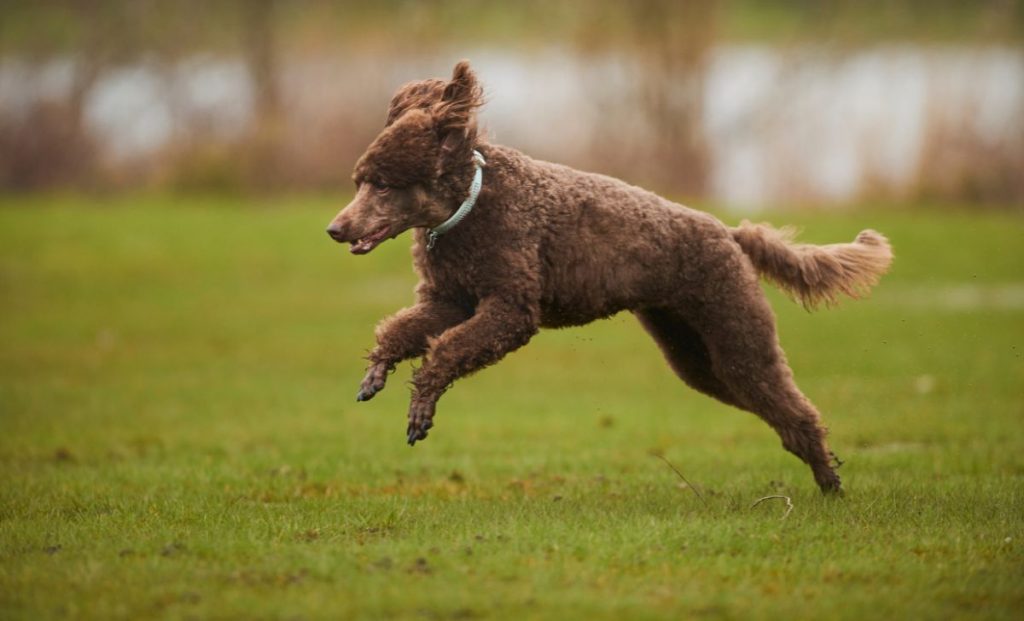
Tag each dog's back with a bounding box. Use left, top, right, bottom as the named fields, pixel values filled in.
left=413, top=143, right=744, bottom=328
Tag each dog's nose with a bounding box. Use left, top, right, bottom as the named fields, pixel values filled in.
left=326, top=225, right=344, bottom=242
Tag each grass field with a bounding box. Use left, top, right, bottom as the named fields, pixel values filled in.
left=1, top=196, right=1022, bottom=620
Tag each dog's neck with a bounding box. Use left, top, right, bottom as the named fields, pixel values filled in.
left=427, top=150, right=486, bottom=251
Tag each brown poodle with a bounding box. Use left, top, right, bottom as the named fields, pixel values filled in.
left=326, top=61, right=892, bottom=493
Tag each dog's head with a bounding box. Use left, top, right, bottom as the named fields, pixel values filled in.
left=326, top=61, right=484, bottom=254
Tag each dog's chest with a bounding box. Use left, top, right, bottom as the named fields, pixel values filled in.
left=414, top=242, right=493, bottom=301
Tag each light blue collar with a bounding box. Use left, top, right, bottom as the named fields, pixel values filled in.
left=427, top=150, right=485, bottom=250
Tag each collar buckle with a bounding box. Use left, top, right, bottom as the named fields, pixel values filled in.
left=427, top=150, right=485, bottom=251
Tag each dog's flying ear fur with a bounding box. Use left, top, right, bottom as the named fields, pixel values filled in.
left=434, top=60, right=484, bottom=156
left=385, top=79, right=446, bottom=127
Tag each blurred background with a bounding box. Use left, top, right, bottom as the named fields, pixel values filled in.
left=2, top=0, right=1022, bottom=209
left=2, top=5, right=1023, bottom=617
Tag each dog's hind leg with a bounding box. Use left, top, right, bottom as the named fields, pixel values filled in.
left=680, top=280, right=842, bottom=493
left=635, top=308, right=743, bottom=409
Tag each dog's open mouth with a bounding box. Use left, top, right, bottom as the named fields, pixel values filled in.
left=350, top=225, right=391, bottom=255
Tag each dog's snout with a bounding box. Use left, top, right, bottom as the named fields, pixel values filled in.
left=326, top=224, right=345, bottom=242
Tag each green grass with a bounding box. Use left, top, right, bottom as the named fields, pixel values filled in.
left=1, top=195, right=1022, bottom=620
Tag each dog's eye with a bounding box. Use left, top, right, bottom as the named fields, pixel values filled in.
left=374, top=185, right=391, bottom=196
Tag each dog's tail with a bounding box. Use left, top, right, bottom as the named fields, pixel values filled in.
left=730, top=221, right=893, bottom=309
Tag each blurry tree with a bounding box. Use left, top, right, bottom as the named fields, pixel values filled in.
left=245, top=0, right=281, bottom=125
left=238, top=0, right=285, bottom=190
left=628, top=0, right=715, bottom=196
left=576, top=0, right=716, bottom=197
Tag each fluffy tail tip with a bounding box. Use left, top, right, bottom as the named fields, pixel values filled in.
left=855, top=229, right=888, bottom=247
left=732, top=223, right=893, bottom=310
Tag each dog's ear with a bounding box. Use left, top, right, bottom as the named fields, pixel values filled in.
left=434, top=60, right=484, bottom=157
left=385, top=79, right=446, bottom=127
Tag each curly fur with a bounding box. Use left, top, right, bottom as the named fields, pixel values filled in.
left=326, top=61, right=894, bottom=494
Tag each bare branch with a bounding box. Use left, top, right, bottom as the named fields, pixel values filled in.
left=751, top=495, right=794, bottom=521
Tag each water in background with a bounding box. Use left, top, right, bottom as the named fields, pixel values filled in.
left=2, top=46, right=1021, bottom=208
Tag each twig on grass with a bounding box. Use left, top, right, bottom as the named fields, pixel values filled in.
left=751, top=495, right=794, bottom=520
left=655, top=454, right=708, bottom=507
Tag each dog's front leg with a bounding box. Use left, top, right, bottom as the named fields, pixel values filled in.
left=405, top=297, right=539, bottom=445
left=357, top=299, right=470, bottom=401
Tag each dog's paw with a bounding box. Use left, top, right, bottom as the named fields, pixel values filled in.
left=815, top=468, right=843, bottom=496
left=356, top=361, right=390, bottom=402
left=406, top=401, right=436, bottom=446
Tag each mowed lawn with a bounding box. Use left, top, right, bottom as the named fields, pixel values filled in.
left=1, top=195, right=1021, bottom=620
